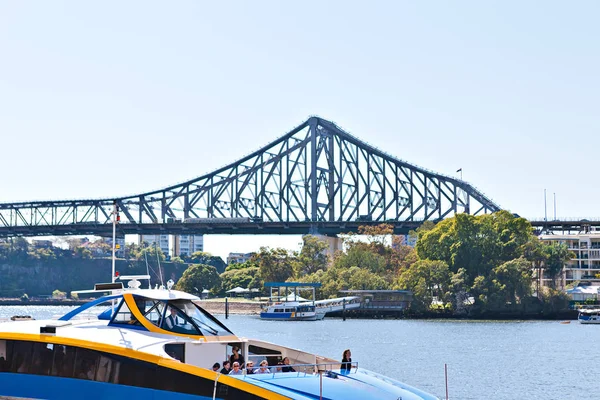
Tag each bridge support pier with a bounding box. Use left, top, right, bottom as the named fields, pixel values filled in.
left=314, top=234, right=343, bottom=259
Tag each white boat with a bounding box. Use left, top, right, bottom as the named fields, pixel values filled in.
left=260, top=301, right=326, bottom=321
left=259, top=282, right=327, bottom=321
left=0, top=279, right=439, bottom=399
left=578, top=308, right=600, bottom=324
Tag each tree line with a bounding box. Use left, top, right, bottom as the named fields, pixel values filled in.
left=177, top=211, right=574, bottom=316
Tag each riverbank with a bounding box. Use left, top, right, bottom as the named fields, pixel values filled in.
left=195, top=300, right=263, bottom=315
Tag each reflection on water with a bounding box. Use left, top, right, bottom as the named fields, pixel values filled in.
left=0, top=306, right=592, bottom=400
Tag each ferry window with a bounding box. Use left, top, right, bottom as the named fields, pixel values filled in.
left=160, top=304, right=199, bottom=335
left=30, top=342, right=53, bottom=375
left=164, top=343, right=185, bottom=362
left=117, top=356, right=156, bottom=387
left=74, top=348, right=100, bottom=380
left=180, top=301, right=234, bottom=337
left=10, top=340, right=32, bottom=373
left=0, top=340, right=6, bottom=372
left=111, top=299, right=140, bottom=325
left=96, top=355, right=114, bottom=382
left=143, top=300, right=165, bottom=326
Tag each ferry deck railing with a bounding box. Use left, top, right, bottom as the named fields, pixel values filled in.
left=241, top=361, right=359, bottom=377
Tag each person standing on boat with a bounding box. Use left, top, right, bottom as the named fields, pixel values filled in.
left=229, top=345, right=245, bottom=367
left=341, top=349, right=352, bottom=373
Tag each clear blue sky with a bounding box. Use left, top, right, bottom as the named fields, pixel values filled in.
left=1, top=2, right=599, bottom=259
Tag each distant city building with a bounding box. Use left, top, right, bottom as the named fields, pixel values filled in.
left=227, top=252, right=255, bottom=265
left=32, top=239, right=53, bottom=248
left=539, top=229, right=600, bottom=288
left=139, top=235, right=170, bottom=256
left=172, top=235, right=204, bottom=257
left=393, top=234, right=417, bottom=248
left=101, top=237, right=126, bottom=258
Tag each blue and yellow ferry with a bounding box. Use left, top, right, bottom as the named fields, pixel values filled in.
left=0, top=279, right=439, bottom=400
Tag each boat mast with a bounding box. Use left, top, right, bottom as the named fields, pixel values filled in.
left=112, top=200, right=117, bottom=283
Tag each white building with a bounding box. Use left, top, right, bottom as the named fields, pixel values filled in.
left=539, top=230, right=600, bottom=288
left=173, top=235, right=204, bottom=257
left=139, top=235, right=170, bottom=256
left=227, top=252, right=255, bottom=265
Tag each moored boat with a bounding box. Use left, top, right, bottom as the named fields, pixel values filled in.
left=0, top=278, right=439, bottom=399
left=578, top=308, right=600, bottom=324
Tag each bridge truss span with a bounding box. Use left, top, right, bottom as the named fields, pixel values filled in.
left=0, top=117, right=501, bottom=237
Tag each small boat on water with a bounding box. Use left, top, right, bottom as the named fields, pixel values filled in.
left=0, top=277, right=439, bottom=400
left=260, top=301, right=326, bottom=321
left=259, top=282, right=326, bottom=321
left=578, top=308, right=600, bottom=324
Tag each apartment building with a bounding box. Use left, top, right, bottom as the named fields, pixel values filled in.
left=226, top=252, right=255, bottom=265
left=539, top=230, right=600, bottom=287
left=172, top=235, right=204, bottom=257
left=100, top=237, right=126, bottom=258
left=139, top=235, right=170, bottom=256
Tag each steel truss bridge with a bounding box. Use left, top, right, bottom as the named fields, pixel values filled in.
left=0, top=117, right=501, bottom=238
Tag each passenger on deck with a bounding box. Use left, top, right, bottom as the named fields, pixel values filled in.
left=271, top=361, right=283, bottom=373
left=341, top=349, right=352, bottom=373
left=245, top=361, right=255, bottom=374
left=212, top=362, right=220, bottom=372
left=228, top=361, right=243, bottom=375
left=229, top=345, right=245, bottom=367
left=255, top=360, right=270, bottom=374
left=220, top=361, right=231, bottom=374
left=281, top=357, right=296, bottom=372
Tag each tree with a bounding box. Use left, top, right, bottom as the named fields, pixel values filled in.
left=253, top=247, right=296, bottom=284
left=416, top=211, right=535, bottom=287
left=225, top=260, right=258, bottom=272
left=190, top=252, right=227, bottom=274
left=220, top=267, right=259, bottom=293
left=295, top=235, right=329, bottom=277
left=397, top=259, right=451, bottom=311
left=491, top=257, right=534, bottom=307
left=542, top=242, right=574, bottom=289
left=299, top=265, right=389, bottom=299
left=175, top=264, right=221, bottom=295
left=333, top=245, right=387, bottom=274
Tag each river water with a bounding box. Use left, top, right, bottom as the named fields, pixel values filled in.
left=0, top=306, right=594, bottom=400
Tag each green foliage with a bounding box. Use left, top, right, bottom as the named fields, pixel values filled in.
left=174, top=264, right=221, bottom=295
left=190, top=252, right=227, bottom=274
left=539, top=287, right=570, bottom=315
left=542, top=242, right=574, bottom=288
left=416, top=211, right=533, bottom=281
left=299, top=265, right=389, bottom=299
left=70, top=292, right=79, bottom=300
left=397, top=259, right=451, bottom=311
left=225, top=260, right=258, bottom=272
left=171, top=256, right=185, bottom=264
left=333, top=245, right=387, bottom=274
left=254, top=247, right=296, bottom=284
left=220, top=267, right=259, bottom=294
left=295, top=235, right=329, bottom=276
left=52, top=289, right=67, bottom=299
left=491, top=257, right=534, bottom=306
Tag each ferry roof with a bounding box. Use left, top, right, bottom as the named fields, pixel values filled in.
left=122, top=288, right=200, bottom=301
left=265, top=282, right=322, bottom=287
left=0, top=319, right=189, bottom=358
